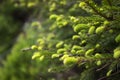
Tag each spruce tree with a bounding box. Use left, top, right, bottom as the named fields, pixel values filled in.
left=31, top=0, right=120, bottom=80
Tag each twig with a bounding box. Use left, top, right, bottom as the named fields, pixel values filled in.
left=97, top=70, right=120, bottom=80
left=96, top=63, right=110, bottom=71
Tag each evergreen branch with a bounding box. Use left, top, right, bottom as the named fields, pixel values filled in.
left=86, top=2, right=113, bottom=21
left=97, top=70, right=120, bottom=80
left=96, top=63, right=110, bottom=71
left=77, top=56, right=116, bottom=64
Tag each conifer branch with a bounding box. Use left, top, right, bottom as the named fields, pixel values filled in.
left=96, top=63, right=110, bottom=71
left=86, top=2, right=113, bottom=21
left=98, top=70, right=120, bottom=80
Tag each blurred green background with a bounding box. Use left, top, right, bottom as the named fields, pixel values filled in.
left=0, top=0, right=41, bottom=80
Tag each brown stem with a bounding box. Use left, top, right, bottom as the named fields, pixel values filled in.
left=96, top=63, right=110, bottom=71
left=97, top=70, right=120, bottom=80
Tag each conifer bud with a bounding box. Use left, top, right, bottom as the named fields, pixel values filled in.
left=71, top=49, right=76, bottom=54
left=104, top=20, right=110, bottom=26
left=52, top=54, right=60, bottom=58
left=63, top=57, right=78, bottom=66
left=31, top=45, right=37, bottom=50
left=49, top=14, right=58, bottom=20
left=79, top=2, right=86, bottom=8
left=74, top=24, right=88, bottom=32
left=115, top=34, right=120, bottom=43
left=88, top=26, right=95, bottom=34
left=32, top=52, right=40, bottom=60
left=72, top=45, right=82, bottom=50
left=60, top=54, right=69, bottom=61
left=56, top=41, right=64, bottom=48
left=95, top=53, right=102, bottom=58
left=113, top=50, right=120, bottom=58
left=96, top=60, right=102, bottom=66
left=95, top=44, right=100, bottom=48
left=113, top=47, right=120, bottom=58
left=109, top=29, right=113, bottom=33
left=81, top=40, right=86, bottom=45
left=39, top=55, right=44, bottom=61
left=85, top=49, right=94, bottom=56
left=95, top=26, right=105, bottom=34
left=76, top=50, right=84, bottom=55
left=57, top=48, right=66, bottom=54
left=106, top=70, right=112, bottom=76
left=72, top=35, right=80, bottom=40
left=99, top=8, right=104, bottom=11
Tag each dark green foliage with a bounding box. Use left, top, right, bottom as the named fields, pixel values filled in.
left=30, top=0, right=120, bottom=80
